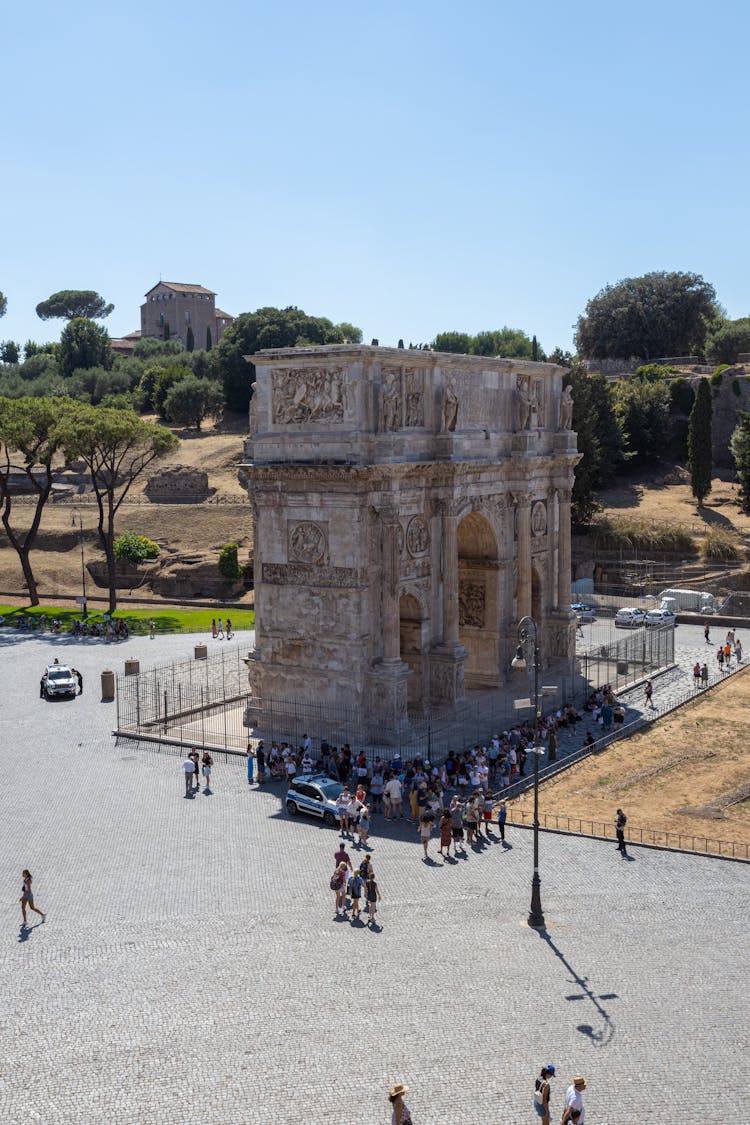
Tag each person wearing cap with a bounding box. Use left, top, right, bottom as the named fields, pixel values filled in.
left=388, top=1082, right=412, bottom=1124
left=533, top=1064, right=556, bottom=1123
left=561, top=1075, right=587, bottom=1124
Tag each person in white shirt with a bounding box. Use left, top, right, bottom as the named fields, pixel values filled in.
left=182, top=756, right=196, bottom=798
left=561, top=1075, right=587, bottom=1123
left=301, top=751, right=314, bottom=773
left=384, top=776, right=403, bottom=819
left=285, top=757, right=297, bottom=785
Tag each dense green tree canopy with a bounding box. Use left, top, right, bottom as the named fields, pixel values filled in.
left=431, top=327, right=542, bottom=359
left=36, top=290, right=114, bottom=321
left=613, top=378, right=671, bottom=465
left=560, top=364, right=625, bottom=527
left=731, top=412, right=750, bottom=514
left=0, top=293, right=6, bottom=318
left=59, top=318, right=113, bottom=377
left=163, top=375, right=224, bottom=430
left=704, top=317, right=750, bottom=365
left=216, top=307, right=360, bottom=413
left=575, top=271, right=720, bottom=361
left=687, top=378, right=713, bottom=505
left=1, top=341, right=19, bottom=364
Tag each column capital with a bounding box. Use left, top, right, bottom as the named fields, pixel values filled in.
left=438, top=497, right=464, bottom=518
left=513, top=491, right=532, bottom=509
left=556, top=486, right=572, bottom=505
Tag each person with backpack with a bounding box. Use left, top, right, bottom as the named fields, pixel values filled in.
left=533, top=1064, right=555, bottom=1123
left=331, top=862, right=348, bottom=914
left=347, top=869, right=364, bottom=920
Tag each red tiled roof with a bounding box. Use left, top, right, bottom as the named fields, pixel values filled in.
left=144, top=282, right=216, bottom=297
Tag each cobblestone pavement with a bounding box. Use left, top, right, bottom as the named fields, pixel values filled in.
left=1, top=632, right=748, bottom=1124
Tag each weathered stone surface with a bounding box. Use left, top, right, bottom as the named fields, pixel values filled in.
left=144, top=465, right=209, bottom=502
left=242, top=345, right=579, bottom=735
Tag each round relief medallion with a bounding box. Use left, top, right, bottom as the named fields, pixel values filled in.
left=531, top=500, right=547, bottom=537
left=289, top=521, right=326, bottom=564
left=406, top=515, right=430, bottom=557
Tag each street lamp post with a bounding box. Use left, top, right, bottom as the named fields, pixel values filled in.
left=72, top=512, right=88, bottom=619
left=511, top=615, right=546, bottom=929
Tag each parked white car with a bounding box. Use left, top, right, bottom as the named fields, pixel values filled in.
left=614, top=607, right=646, bottom=629
left=644, top=608, right=676, bottom=629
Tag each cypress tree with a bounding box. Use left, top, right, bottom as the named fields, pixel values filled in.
left=532, top=335, right=539, bottom=362
left=164, top=322, right=170, bottom=341
left=206, top=326, right=212, bottom=350
left=687, top=377, right=712, bottom=505
left=731, top=412, right=750, bottom=514
left=186, top=325, right=195, bottom=352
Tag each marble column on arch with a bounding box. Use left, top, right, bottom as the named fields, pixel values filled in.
left=379, top=502, right=402, bottom=663
left=429, top=497, right=467, bottom=705
left=514, top=492, right=532, bottom=621
left=557, top=487, right=572, bottom=611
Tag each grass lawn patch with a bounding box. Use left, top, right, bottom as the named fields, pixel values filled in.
left=0, top=604, right=254, bottom=636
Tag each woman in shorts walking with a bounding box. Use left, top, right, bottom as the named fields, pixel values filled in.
left=438, top=808, right=453, bottom=857
left=20, top=870, right=45, bottom=925
left=418, top=813, right=433, bottom=860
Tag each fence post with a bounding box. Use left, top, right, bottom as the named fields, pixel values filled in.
left=200, top=686, right=205, bottom=746
left=163, top=690, right=168, bottom=734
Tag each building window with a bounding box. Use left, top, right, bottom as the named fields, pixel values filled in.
left=159, top=313, right=164, bottom=326
left=185, top=311, right=191, bottom=325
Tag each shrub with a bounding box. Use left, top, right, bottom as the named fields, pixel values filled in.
left=634, top=363, right=675, bottom=383
left=709, top=368, right=724, bottom=387
left=218, top=543, right=240, bottom=581
left=701, top=531, right=740, bottom=562
left=113, top=532, right=160, bottom=564
left=668, top=377, right=695, bottom=416
left=589, top=517, right=696, bottom=555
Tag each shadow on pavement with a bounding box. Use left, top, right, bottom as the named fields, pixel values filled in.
left=535, top=927, right=617, bottom=1046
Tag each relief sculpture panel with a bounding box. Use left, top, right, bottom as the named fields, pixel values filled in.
left=288, top=520, right=328, bottom=565
left=272, top=368, right=344, bottom=425
left=406, top=515, right=430, bottom=557
left=459, top=580, right=486, bottom=628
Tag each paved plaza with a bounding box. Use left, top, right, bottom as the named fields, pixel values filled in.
left=1, top=629, right=748, bottom=1124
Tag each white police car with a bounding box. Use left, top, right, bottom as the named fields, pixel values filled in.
left=41, top=663, right=78, bottom=700
left=286, top=774, right=344, bottom=826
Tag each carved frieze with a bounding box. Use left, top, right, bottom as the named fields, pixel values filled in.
left=380, top=372, right=401, bottom=432
left=272, top=368, right=344, bottom=425
left=404, top=368, right=424, bottom=427
left=406, top=515, right=430, bottom=557
left=459, top=580, right=486, bottom=628
left=531, top=500, right=547, bottom=538
left=288, top=520, right=328, bottom=565
left=262, top=563, right=367, bottom=588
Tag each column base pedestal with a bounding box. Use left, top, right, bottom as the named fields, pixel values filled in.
left=365, top=660, right=411, bottom=741
left=429, top=643, right=467, bottom=705
left=546, top=611, right=576, bottom=661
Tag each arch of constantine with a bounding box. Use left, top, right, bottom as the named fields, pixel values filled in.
left=242, top=345, right=579, bottom=737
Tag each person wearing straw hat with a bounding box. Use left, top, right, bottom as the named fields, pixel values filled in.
left=388, top=1082, right=412, bottom=1124
left=561, top=1075, right=587, bottom=1123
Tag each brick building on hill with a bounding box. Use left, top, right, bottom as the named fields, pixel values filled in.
left=139, top=282, right=234, bottom=350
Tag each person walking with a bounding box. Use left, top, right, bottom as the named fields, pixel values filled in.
left=700, top=662, right=709, bottom=688
left=693, top=661, right=701, bottom=688
left=615, top=808, right=628, bottom=856
left=201, top=750, right=213, bottom=793
left=217, top=617, right=224, bottom=639
left=365, top=871, right=381, bottom=925
left=496, top=799, right=507, bottom=843
left=337, top=787, right=351, bottom=835
left=331, top=862, right=348, bottom=914
left=225, top=617, right=232, bottom=640
left=72, top=668, right=83, bottom=695
left=438, top=808, right=453, bottom=857
left=561, top=1075, right=587, bottom=1123
left=348, top=868, right=364, bottom=920
left=20, top=870, right=45, bottom=926
left=736, top=638, right=743, bottom=664
left=256, top=741, right=266, bottom=783
left=246, top=741, right=255, bottom=785
left=384, top=773, right=403, bottom=819
left=211, top=618, right=218, bottom=639
left=644, top=680, right=654, bottom=709
left=418, top=813, right=433, bottom=860
left=357, top=804, right=371, bottom=849
left=182, top=754, right=196, bottom=797
left=148, top=619, right=156, bottom=640
left=388, top=1082, right=412, bottom=1124
left=704, top=621, right=711, bottom=644
left=717, top=646, right=725, bottom=673
left=533, top=1064, right=555, bottom=1124
left=449, top=795, right=464, bottom=852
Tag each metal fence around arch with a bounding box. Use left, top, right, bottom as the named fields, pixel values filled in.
left=114, top=626, right=676, bottom=760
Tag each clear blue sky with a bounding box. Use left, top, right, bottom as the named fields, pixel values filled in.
left=2, top=0, right=748, bottom=355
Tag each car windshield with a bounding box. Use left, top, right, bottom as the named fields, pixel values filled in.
left=318, top=781, right=344, bottom=799
left=48, top=669, right=71, bottom=680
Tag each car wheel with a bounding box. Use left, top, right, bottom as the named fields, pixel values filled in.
left=323, top=811, right=336, bottom=827
left=286, top=800, right=298, bottom=816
